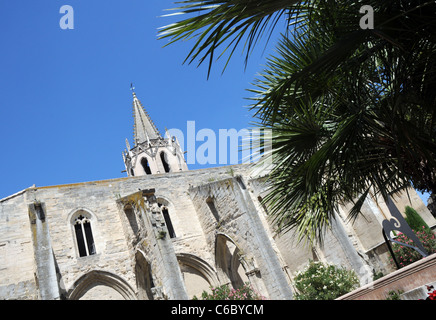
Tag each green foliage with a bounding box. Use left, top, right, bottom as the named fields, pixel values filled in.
left=160, top=0, right=436, bottom=243
left=372, top=270, right=384, bottom=281
left=390, top=228, right=436, bottom=268
left=386, top=289, right=404, bottom=300
left=293, top=261, right=360, bottom=300
left=404, top=206, right=430, bottom=232
left=251, top=0, right=436, bottom=243
left=157, top=230, right=167, bottom=240
left=193, top=283, right=265, bottom=300
left=158, top=0, right=299, bottom=78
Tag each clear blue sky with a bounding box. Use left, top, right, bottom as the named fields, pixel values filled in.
left=0, top=0, right=272, bottom=199
left=0, top=1, right=430, bottom=205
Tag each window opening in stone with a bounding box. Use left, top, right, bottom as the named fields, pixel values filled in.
left=236, top=176, right=246, bottom=189
left=83, top=221, right=96, bottom=255
left=206, top=198, right=219, bottom=221
left=141, top=158, right=152, bottom=175
left=74, top=215, right=96, bottom=257
left=160, top=152, right=171, bottom=173
left=35, top=203, right=45, bottom=220
left=74, top=223, right=87, bottom=257
left=159, top=204, right=176, bottom=238
left=124, top=204, right=139, bottom=235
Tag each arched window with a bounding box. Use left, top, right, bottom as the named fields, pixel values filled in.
left=158, top=203, right=176, bottom=238
left=74, top=214, right=96, bottom=257
left=124, top=204, right=139, bottom=235
left=160, top=152, right=171, bottom=173
left=141, top=157, right=152, bottom=175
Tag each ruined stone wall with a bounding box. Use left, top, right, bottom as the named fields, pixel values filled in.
left=0, top=191, right=38, bottom=299
left=247, top=177, right=314, bottom=278
left=1, top=163, right=432, bottom=300
left=188, top=175, right=293, bottom=299
left=0, top=165, right=255, bottom=300
left=26, top=180, right=136, bottom=300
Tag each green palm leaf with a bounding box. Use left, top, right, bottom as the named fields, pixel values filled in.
left=158, top=0, right=308, bottom=77
left=161, top=0, right=436, bottom=243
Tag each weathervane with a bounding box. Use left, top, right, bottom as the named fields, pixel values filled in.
left=130, top=83, right=136, bottom=94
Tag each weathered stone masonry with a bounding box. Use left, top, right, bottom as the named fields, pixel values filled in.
left=1, top=90, right=435, bottom=300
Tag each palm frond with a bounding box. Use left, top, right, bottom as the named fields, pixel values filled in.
left=161, top=0, right=436, bottom=243
left=158, top=0, right=307, bottom=77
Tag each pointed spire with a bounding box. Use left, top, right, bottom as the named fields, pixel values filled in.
left=130, top=84, right=161, bottom=145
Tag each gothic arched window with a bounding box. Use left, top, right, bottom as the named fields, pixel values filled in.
left=141, top=157, right=152, bottom=175
left=158, top=203, right=176, bottom=238
left=160, top=152, right=171, bottom=173
left=74, top=214, right=96, bottom=257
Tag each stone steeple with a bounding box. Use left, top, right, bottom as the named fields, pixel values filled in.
left=123, top=85, right=189, bottom=176
left=131, top=85, right=160, bottom=144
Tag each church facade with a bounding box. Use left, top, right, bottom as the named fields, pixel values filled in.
left=1, top=91, right=435, bottom=300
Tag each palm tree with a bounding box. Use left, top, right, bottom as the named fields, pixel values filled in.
left=159, top=0, right=436, bottom=243
left=158, top=0, right=301, bottom=77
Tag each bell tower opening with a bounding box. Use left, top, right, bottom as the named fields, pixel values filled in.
left=160, top=152, right=171, bottom=173
left=122, top=85, right=189, bottom=177
left=141, top=158, right=152, bottom=175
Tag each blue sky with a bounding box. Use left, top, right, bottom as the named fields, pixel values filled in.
left=0, top=1, right=273, bottom=199
left=0, top=1, right=430, bottom=205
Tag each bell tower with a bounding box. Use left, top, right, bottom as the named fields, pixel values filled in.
left=122, top=85, right=188, bottom=176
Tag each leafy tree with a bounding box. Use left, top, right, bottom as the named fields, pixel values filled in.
left=160, top=1, right=436, bottom=243
left=404, top=206, right=430, bottom=232
left=293, top=261, right=360, bottom=300
left=192, top=283, right=265, bottom=300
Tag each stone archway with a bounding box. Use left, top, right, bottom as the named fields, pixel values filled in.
left=68, top=270, right=136, bottom=300
left=135, top=250, right=154, bottom=300
left=177, top=253, right=219, bottom=299
left=214, top=233, right=250, bottom=289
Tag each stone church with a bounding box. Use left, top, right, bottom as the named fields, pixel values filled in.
left=1, top=90, right=435, bottom=300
